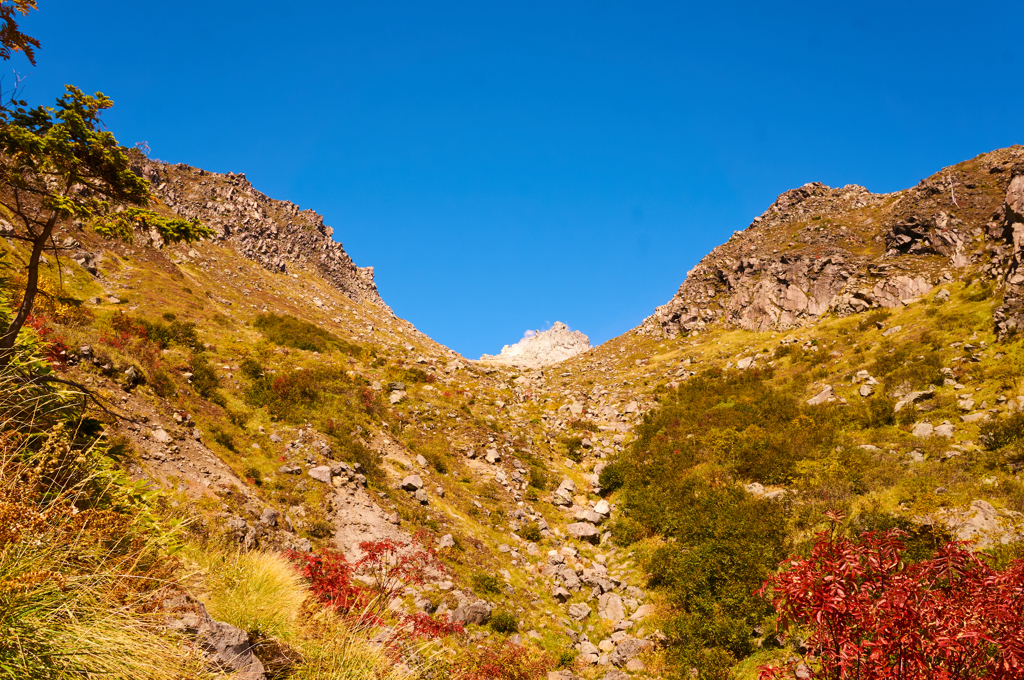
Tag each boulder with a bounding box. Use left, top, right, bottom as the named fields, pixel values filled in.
left=911, top=422, right=934, bottom=437
left=609, top=637, right=652, bottom=667
left=401, top=475, right=423, bottom=491
left=807, top=385, right=834, bottom=406
left=259, top=508, right=278, bottom=527
left=567, top=522, right=601, bottom=544
left=308, top=466, right=332, bottom=484
left=452, top=600, right=491, bottom=625
left=597, top=592, right=625, bottom=622
left=568, top=603, right=592, bottom=621
left=558, top=566, right=582, bottom=591
left=197, top=620, right=266, bottom=680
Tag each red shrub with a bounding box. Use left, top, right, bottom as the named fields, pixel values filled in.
left=400, top=611, right=464, bottom=640
left=286, top=549, right=369, bottom=618
left=26, top=313, right=69, bottom=367
left=289, top=537, right=452, bottom=633
left=758, top=513, right=1024, bottom=679
left=451, top=642, right=553, bottom=680
left=355, top=536, right=442, bottom=616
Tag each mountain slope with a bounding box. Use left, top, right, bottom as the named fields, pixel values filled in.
left=5, top=147, right=1024, bottom=680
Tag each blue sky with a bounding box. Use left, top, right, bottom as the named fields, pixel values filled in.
left=19, top=2, right=1024, bottom=358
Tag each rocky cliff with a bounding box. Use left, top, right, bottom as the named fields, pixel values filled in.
left=131, top=155, right=388, bottom=309
left=644, top=146, right=1024, bottom=338
left=479, top=321, right=591, bottom=368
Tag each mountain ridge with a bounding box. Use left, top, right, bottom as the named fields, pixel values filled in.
left=6, top=145, right=1024, bottom=680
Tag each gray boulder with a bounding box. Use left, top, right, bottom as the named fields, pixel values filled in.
left=308, top=466, right=332, bottom=484
left=597, top=592, right=625, bottom=622
left=401, top=475, right=424, bottom=491
left=452, top=600, right=491, bottom=625
left=609, top=637, right=652, bottom=667
left=568, top=602, right=592, bottom=621
left=197, top=620, right=266, bottom=680
left=567, top=522, right=601, bottom=544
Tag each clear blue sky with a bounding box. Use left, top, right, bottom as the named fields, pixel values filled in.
left=19, top=2, right=1024, bottom=358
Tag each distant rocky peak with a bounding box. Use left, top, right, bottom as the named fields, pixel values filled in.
left=479, top=322, right=591, bottom=368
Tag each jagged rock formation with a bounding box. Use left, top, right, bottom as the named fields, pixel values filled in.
left=479, top=322, right=590, bottom=368
left=644, top=146, right=1024, bottom=338
left=993, top=172, right=1024, bottom=337
left=131, top=156, right=387, bottom=309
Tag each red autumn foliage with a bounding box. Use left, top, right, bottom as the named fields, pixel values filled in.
left=451, top=641, right=553, bottom=680
left=758, top=514, right=1024, bottom=679
left=287, top=548, right=368, bottom=618
left=288, top=534, right=460, bottom=638
left=26, top=313, right=68, bottom=367
left=400, top=611, right=464, bottom=640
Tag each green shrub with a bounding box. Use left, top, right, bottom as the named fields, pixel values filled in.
left=528, top=465, right=548, bottom=490
left=253, top=313, right=362, bottom=356
left=857, top=394, right=896, bottom=428
left=489, top=611, right=518, bottom=633
left=239, top=357, right=264, bottom=380
left=306, top=519, right=334, bottom=539
left=189, top=353, right=221, bottom=402
left=520, top=523, right=542, bottom=542
left=242, top=464, right=262, bottom=486
left=390, top=367, right=434, bottom=384
left=149, top=367, right=176, bottom=398
left=471, top=573, right=502, bottom=595
left=598, top=461, right=624, bottom=495
left=560, top=436, right=584, bottom=462
left=211, top=427, right=235, bottom=452
left=980, top=412, right=1024, bottom=453
left=129, top=315, right=203, bottom=351
left=857, top=309, right=891, bottom=331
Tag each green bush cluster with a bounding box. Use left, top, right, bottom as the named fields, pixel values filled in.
left=980, top=412, right=1024, bottom=460
left=520, top=523, right=542, bottom=542
left=253, top=313, right=362, bottom=356
left=607, top=370, right=920, bottom=676
left=489, top=611, right=518, bottom=634
left=560, top=436, right=584, bottom=462
left=471, top=573, right=502, bottom=595
left=189, top=353, right=223, bottom=404
left=143, top=313, right=203, bottom=351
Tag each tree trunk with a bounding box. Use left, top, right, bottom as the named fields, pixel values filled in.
left=0, top=210, right=58, bottom=366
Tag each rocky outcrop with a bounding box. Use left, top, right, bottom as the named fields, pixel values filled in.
left=480, top=322, right=590, bottom=368
left=131, top=156, right=387, bottom=309
left=994, top=172, right=1024, bottom=338
left=644, top=147, right=1024, bottom=338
